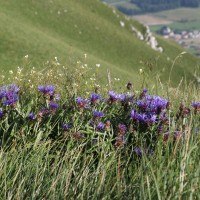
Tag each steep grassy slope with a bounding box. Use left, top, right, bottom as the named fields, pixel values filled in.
left=0, top=0, right=199, bottom=85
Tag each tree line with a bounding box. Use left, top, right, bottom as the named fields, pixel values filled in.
left=117, top=0, right=200, bottom=15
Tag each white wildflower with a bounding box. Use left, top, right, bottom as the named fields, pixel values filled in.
left=96, top=64, right=101, bottom=68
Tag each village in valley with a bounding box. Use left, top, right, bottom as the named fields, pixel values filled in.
left=157, top=26, right=200, bottom=56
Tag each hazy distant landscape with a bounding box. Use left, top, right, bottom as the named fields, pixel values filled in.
left=103, top=0, right=200, bottom=56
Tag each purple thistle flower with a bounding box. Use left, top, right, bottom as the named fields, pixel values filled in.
left=93, top=111, right=104, bottom=118
left=118, top=93, right=134, bottom=103
left=191, top=102, right=200, bottom=114
left=76, top=97, right=88, bottom=108
left=28, top=112, right=35, bottom=120
left=108, top=91, right=119, bottom=103
left=191, top=102, right=200, bottom=108
left=97, top=122, right=105, bottom=131
left=49, top=101, right=59, bottom=109
left=3, top=91, right=19, bottom=106
left=143, top=89, right=148, bottom=93
left=0, top=84, right=20, bottom=107
left=137, top=95, right=169, bottom=114
left=10, top=84, right=20, bottom=93
left=130, top=110, right=140, bottom=121
left=38, top=85, right=55, bottom=96
left=90, top=93, right=101, bottom=104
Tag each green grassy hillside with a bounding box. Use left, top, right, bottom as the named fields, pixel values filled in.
left=0, top=0, right=199, bottom=86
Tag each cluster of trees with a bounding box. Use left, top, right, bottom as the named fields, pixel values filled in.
left=117, top=0, right=200, bottom=15
left=131, top=0, right=200, bottom=12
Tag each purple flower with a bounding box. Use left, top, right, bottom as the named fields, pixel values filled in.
left=76, top=97, right=88, bottom=108
left=62, top=123, right=71, bottom=131
left=137, top=95, right=169, bottom=114
left=191, top=102, right=200, bottom=114
left=38, top=85, right=55, bottom=96
left=4, top=92, right=18, bottom=106
left=0, top=84, right=20, bottom=107
left=118, top=93, right=134, bottom=103
left=143, top=89, right=148, bottom=93
left=28, top=112, right=35, bottom=120
left=3, top=91, right=19, bottom=106
left=97, top=122, right=105, bottom=131
left=10, top=84, right=20, bottom=93
left=49, top=101, right=59, bottom=109
left=130, top=110, right=140, bottom=121
left=108, top=91, right=119, bottom=103
left=134, top=147, right=142, bottom=156
left=93, top=111, right=104, bottom=118
left=90, top=93, right=101, bottom=104
left=191, top=102, right=200, bottom=108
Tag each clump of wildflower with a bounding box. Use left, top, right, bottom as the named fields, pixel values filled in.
left=38, top=85, right=60, bottom=103
left=0, top=84, right=20, bottom=107
left=191, top=102, right=200, bottom=114
left=118, top=93, right=134, bottom=109
left=137, top=94, right=169, bottom=114
left=38, top=85, right=55, bottom=97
